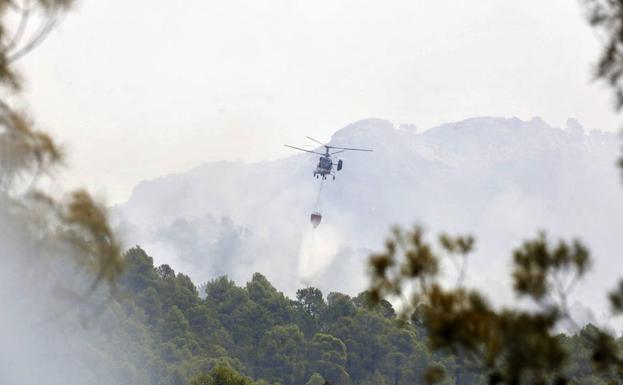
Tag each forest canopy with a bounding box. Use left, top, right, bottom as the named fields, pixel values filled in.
left=65, top=245, right=618, bottom=385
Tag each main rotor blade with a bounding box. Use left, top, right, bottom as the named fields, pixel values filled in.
left=284, top=144, right=325, bottom=155
left=306, top=136, right=326, bottom=146
left=326, top=146, right=373, bottom=152
left=329, top=150, right=345, bottom=155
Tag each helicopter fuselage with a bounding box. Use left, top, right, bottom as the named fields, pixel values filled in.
left=314, top=156, right=334, bottom=179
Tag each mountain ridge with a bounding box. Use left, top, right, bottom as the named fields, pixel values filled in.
left=120, top=116, right=613, bottom=206
left=112, top=116, right=622, bottom=318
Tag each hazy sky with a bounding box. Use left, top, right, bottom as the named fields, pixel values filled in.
left=18, top=0, right=621, bottom=203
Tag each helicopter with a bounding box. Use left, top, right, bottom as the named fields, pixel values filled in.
left=284, top=136, right=372, bottom=180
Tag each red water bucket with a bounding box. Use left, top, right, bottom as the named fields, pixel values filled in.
left=310, top=212, right=322, bottom=228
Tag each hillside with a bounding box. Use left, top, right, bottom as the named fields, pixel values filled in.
left=51, top=246, right=620, bottom=385
left=113, top=117, right=623, bottom=315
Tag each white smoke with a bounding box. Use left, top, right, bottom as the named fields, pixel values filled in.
left=298, top=224, right=342, bottom=285
left=0, top=195, right=138, bottom=385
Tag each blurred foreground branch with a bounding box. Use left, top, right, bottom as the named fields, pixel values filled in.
left=368, top=227, right=623, bottom=385
left=0, top=0, right=123, bottom=293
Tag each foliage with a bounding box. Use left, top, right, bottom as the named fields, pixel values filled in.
left=0, top=0, right=123, bottom=292
left=43, top=245, right=615, bottom=385
left=583, top=0, right=623, bottom=111
left=581, top=0, right=623, bottom=179
left=190, top=366, right=254, bottom=385
left=367, top=226, right=623, bottom=385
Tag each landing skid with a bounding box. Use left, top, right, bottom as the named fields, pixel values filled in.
left=313, top=175, right=335, bottom=180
